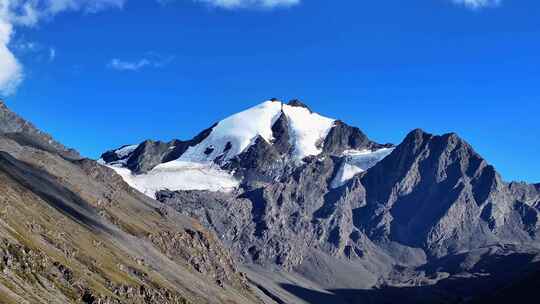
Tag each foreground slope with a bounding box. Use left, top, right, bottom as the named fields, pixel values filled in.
left=0, top=100, right=262, bottom=304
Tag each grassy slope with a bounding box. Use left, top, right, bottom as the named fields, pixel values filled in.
left=0, top=134, right=262, bottom=304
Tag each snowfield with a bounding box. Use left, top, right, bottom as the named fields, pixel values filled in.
left=109, top=161, right=240, bottom=197
left=284, top=103, right=335, bottom=160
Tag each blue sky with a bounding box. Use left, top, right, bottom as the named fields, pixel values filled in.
left=1, top=0, right=539, bottom=182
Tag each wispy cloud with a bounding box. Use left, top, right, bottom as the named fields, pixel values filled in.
left=49, top=47, right=56, bottom=62
left=107, top=55, right=173, bottom=72
left=108, top=58, right=151, bottom=71
left=193, top=0, right=300, bottom=9
left=451, top=0, right=502, bottom=9
left=11, top=40, right=39, bottom=52
left=0, top=0, right=126, bottom=95
left=11, top=38, right=56, bottom=62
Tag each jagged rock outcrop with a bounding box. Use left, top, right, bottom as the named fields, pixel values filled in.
left=323, top=120, right=392, bottom=156
left=357, top=129, right=540, bottom=259
left=270, top=112, right=291, bottom=156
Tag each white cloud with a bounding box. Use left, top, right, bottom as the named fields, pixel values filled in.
left=0, top=0, right=125, bottom=95
left=194, top=0, right=300, bottom=9
left=2, top=0, right=126, bottom=26
left=108, top=58, right=151, bottom=71
left=107, top=55, right=173, bottom=71
left=0, top=19, right=22, bottom=96
left=11, top=38, right=55, bottom=62
left=451, top=0, right=502, bottom=9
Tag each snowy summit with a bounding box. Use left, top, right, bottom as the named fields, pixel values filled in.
left=179, top=100, right=336, bottom=163
left=100, top=99, right=392, bottom=197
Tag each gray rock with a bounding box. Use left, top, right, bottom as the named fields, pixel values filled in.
left=322, top=120, right=391, bottom=155
left=0, top=100, right=80, bottom=160
left=358, top=129, right=540, bottom=258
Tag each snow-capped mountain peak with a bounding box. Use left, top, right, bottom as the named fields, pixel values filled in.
left=178, top=100, right=336, bottom=163
left=100, top=99, right=392, bottom=197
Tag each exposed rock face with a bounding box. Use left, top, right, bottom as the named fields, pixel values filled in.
left=270, top=112, right=291, bottom=155
left=0, top=100, right=80, bottom=160
left=357, top=129, right=540, bottom=259
left=224, top=136, right=286, bottom=189
left=126, top=139, right=176, bottom=173
left=323, top=120, right=391, bottom=155
left=157, top=156, right=342, bottom=270
left=0, top=101, right=262, bottom=304
left=149, top=228, right=246, bottom=289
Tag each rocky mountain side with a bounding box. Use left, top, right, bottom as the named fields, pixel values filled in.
left=100, top=99, right=540, bottom=303
left=155, top=129, right=540, bottom=298
left=0, top=100, right=263, bottom=304
left=357, top=129, right=540, bottom=260
left=0, top=101, right=80, bottom=160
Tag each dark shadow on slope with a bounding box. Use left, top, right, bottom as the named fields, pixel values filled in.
left=0, top=151, right=114, bottom=235
left=3, top=132, right=81, bottom=161
left=241, top=188, right=268, bottom=237
left=471, top=267, right=540, bottom=304
left=248, top=278, right=288, bottom=304
left=280, top=282, right=467, bottom=304
left=280, top=253, right=540, bottom=304
left=418, top=245, right=536, bottom=276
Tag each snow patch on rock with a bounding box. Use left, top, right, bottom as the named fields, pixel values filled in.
left=115, top=144, right=138, bottom=159
left=97, top=144, right=137, bottom=165
left=108, top=160, right=239, bottom=198
left=331, top=148, right=394, bottom=188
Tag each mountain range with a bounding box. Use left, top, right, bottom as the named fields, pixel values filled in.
left=1, top=99, right=539, bottom=304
